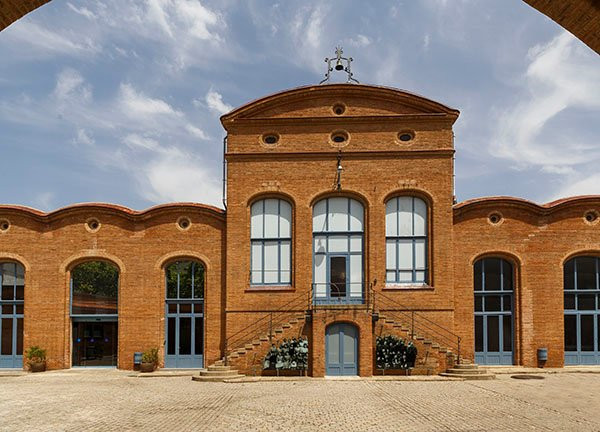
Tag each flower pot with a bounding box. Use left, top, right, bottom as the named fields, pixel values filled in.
left=140, top=362, right=156, bottom=373
left=29, top=361, right=46, bottom=373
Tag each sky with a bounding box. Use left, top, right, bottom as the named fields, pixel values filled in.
left=0, top=0, right=599, bottom=211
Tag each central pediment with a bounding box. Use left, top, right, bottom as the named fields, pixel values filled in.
left=221, top=84, right=459, bottom=128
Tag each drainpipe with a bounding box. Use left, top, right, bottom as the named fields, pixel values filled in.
left=222, top=135, right=228, bottom=210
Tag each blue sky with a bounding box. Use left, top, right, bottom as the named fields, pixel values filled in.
left=1, top=0, right=599, bottom=211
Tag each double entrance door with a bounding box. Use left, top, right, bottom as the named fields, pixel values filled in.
left=165, top=301, right=204, bottom=368
left=72, top=321, right=117, bottom=367
left=326, top=323, right=358, bottom=376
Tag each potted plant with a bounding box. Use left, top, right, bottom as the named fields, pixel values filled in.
left=25, top=346, right=47, bottom=372
left=140, top=347, right=159, bottom=373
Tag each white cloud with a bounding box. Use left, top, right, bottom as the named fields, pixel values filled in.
left=348, top=35, right=371, bottom=48
left=554, top=173, right=600, bottom=200
left=53, top=69, right=91, bottom=102
left=174, top=0, right=220, bottom=40
left=185, top=124, right=209, bottom=140
left=67, top=3, right=97, bottom=20
left=123, top=133, right=161, bottom=151
left=204, top=89, right=232, bottom=115
left=491, top=31, right=600, bottom=169
left=119, top=83, right=181, bottom=118
left=72, top=128, right=95, bottom=147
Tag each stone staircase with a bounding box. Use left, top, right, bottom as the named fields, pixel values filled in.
left=191, top=364, right=245, bottom=382
left=440, top=363, right=496, bottom=380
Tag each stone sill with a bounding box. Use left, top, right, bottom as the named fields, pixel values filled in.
left=383, top=284, right=434, bottom=291
left=245, top=285, right=295, bottom=293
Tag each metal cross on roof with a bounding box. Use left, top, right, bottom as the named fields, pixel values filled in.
left=319, top=46, right=359, bottom=84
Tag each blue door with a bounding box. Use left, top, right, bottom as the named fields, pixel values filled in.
left=474, top=258, right=514, bottom=365
left=165, top=303, right=203, bottom=368
left=326, top=323, right=358, bottom=376
left=1, top=262, right=24, bottom=369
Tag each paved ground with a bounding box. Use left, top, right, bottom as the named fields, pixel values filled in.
left=1, top=370, right=600, bottom=431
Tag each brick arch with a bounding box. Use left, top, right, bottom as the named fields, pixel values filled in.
left=59, top=250, right=125, bottom=274
left=155, top=251, right=212, bottom=272
left=2, top=2, right=598, bottom=54
left=309, top=189, right=369, bottom=210
left=0, top=252, right=30, bottom=272
left=382, top=188, right=434, bottom=207
left=246, top=191, right=296, bottom=209
left=561, top=249, right=600, bottom=268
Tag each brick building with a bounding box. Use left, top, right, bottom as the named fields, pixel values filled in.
left=1, top=83, right=599, bottom=375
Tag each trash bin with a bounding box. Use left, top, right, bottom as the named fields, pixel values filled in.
left=133, top=352, right=143, bottom=366
left=537, top=347, right=548, bottom=363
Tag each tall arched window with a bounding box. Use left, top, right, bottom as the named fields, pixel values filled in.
left=250, top=198, right=292, bottom=285
left=70, top=261, right=119, bottom=367
left=165, top=260, right=204, bottom=368
left=0, top=262, right=24, bottom=368
left=385, top=196, right=428, bottom=284
left=564, top=256, right=600, bottom=365
left=313, top=197, right=364, bottom=304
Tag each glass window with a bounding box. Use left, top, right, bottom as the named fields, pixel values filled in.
left=71, top=261, right=118, bottom=315
left=165, top=261, right=205, bottom=299
left=251, top=199, right=292, bottom=285
left=385, top=196, right=428, bottom=284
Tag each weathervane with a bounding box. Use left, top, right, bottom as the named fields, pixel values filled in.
left=319, top=46, right=359, bottom=84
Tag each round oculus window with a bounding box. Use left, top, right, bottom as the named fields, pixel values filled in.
left=0, top=219, right=9, bottom=232
left=398, top=131, right=415, bottom=142
left=330, top=131, right=348, bottom=144
left=86, top=218, right=100, bottom=232
left=332, top=103, right=346, bottom=115
left=177, top=217, right=192, bottom=230
left=261, top=134, right=279, bottom=145
left=488, top=213, right=503, bottom=225
left=584, top=210, right=599, bottom=224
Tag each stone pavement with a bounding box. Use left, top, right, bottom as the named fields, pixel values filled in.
left=1, top=369, right=600, bottom=431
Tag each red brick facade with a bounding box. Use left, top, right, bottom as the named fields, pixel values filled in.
left=1, top=84, right=598, bottom=374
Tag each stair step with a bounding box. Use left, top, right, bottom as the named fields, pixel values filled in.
left=440, top=372, right=495, bottom=381
left=423, top=340, right=432, bottom=345
left=192, top=374, right=245, bottom=382
left=274, top=328, right=283, bottom=333
left=438, top=347, right=448, bottom=353
left=244, top=344, right=254, bottom=350
left=282, top=324, right=291, bottom=329
left=415, top=336, right=424, bottom=341
left=214, top=360, right=224, bottom=366
left=445, top=368, right=487, bottom=375
left=207, top=365, right=233, bottom=372
left=252, top=340, right=261, bottom=346
left=289, top=319, right=298, bottom=324
left=454, top=363, right=479, bottom=370
left=384, top=319, right=395, bottom=324
left=199, top=369, right=241, bottom=377
left=431, top=343, right=440, bottom=349
left=259, top=336, right=269, bottom=342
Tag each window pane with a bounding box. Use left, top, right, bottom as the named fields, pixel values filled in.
left=475, top=316, right=483, bottom=352
left=250, top=201, right=263, bottom=239
left=349, top=255, right=362, bottom=296
left=415, top=271, right=426, bottom=283
left=385, top=199, right=398, bottom=237
left=180, top=304, right=191, bottom=313
left=329, top=235, right=348, bottom=253
left=503, top=315, right=512, bottom=352
left=2, top=263, right=16, bottom=287
left=193, top=263, right=204, bottom=299
left=487, top=316, right=499, bottom=352
left=15, top=304, right=23, bottom=315
left=329, top=198, right=349, bottom=232
left=581, top=315, right=594, bottom=351
left=263, top=241, right=278, bottom=284
left=16, top=318, right=23, bottom=355
left=564, top=315, right=577, bottom=351
left=279, top=200, right=292, bottom=238
left=485, top=296, right=501, bottom=312
left=343, top=330, right=355, bottom=363
left=398, top=197, right=413, bottom=236
left=179, top=318, right=191, bottom=355
left=503, top=295, right=512, bottom=311
left=328, top=331, right=339, bottom=364
left=194, top=303, right=203, bottom=313
left=399, top=271, right=413, bottom=282
left=15, top=285, right=24, bottom=301
left=1, top=305, right=11, bottom=314
left=577, top=257, right=597, bottom=290
left=280, top=241, right=291, bottom=284
left=330, top=257, right=347, bottom=298
left=1, top=285, right=12, bottom=301
left=564, top=294, right=575, bottom=309
left=502, top=261, right=513, bottom=291
left=1, top=318, right=12, bottom=355
left=314, top=236, right=326, bottom=254
left=413, top=198, right=427, bottom=236
left=564, top=259, right=575, bottom=290
left=386, top=240, right=396, bottom=271
left=251, top=243, right=263, bottom=284
left=474, top=260, right=483, bottom=291
left=195, top=317, right=204, bottom=355
left=179, top=262, right=193, bottom=299
left=167, top=318, right=176, bottom=355
left=398, top=239, right=413, bottom=270
left=484, top=259, right=501, bottom=291
left=350, top=236, right=362, bottom=253
left=349, top=199, right=363, bottom=232
left=71, top=261, right=118, bottom=315
left=168, top=304, right=177, bottom=313
left=166, top=265, right=178, bottom=299
left=415, top=239, right=426, bottom=269
left=264, top=199, right=279, bottom=238
left=386, top=271, right=396, bottom=282
left=313, top=200, right=327, bottom=233
left=578, top=294, right=596, bottom=310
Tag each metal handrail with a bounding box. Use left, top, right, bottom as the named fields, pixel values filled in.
left=224, top=288, right=312, bottom=364
left=371, top=287, right=461, bottom=364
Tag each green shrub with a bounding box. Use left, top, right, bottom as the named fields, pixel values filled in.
left=25, top=346, right=47, bottom=363
left=263, top=337, right=308, bottom=370
left=376, top=335, right=417, bottom=370
left=141, top=347, right=159, bottom=365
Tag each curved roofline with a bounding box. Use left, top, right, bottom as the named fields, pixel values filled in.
left=221, top=83, right=459, bottom=124
left=0, top=202, right=225, bottom=222
left=454, top=195, right=600, bottom=214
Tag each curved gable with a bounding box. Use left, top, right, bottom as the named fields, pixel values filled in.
left=221, top=84, right=459, bottom=128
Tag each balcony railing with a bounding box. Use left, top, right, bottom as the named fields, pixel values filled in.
left=312, top=283, right=365, bottom=305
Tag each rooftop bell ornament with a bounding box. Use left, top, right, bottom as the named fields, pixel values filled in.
left=319, top=46, right=359, bottom=84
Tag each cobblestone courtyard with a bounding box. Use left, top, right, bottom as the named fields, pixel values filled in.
left=2, top=370, right=600, bottom=431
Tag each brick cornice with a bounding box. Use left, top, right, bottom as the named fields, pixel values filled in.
left=453, top=195, right=600, bottom=217
left=226, top=149, right=455, bottom=161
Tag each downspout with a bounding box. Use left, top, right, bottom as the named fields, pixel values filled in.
left=222, top=135, right=228, bottom=210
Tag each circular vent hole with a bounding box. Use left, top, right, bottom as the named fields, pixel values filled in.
left=0, top=220, right=9, bottom=232
left=87, top=219, right=100, bottom=231
left=331, top=132, right=348, bottom=144
left=584, top=211, right=598, bottom=224
left=398, top=132, right=414, bottom=142
left=332, top=104, right=346, bottom=115
left=262, top=134, right=279, bottom=145
left=178, top=217, right=191, bottom=230
left=488, top=213, right=502, bottom=225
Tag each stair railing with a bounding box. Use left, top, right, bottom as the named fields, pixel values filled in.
left=223, top=287, right=312, bottom=365
left=370, top=287, right=462, bottom=365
